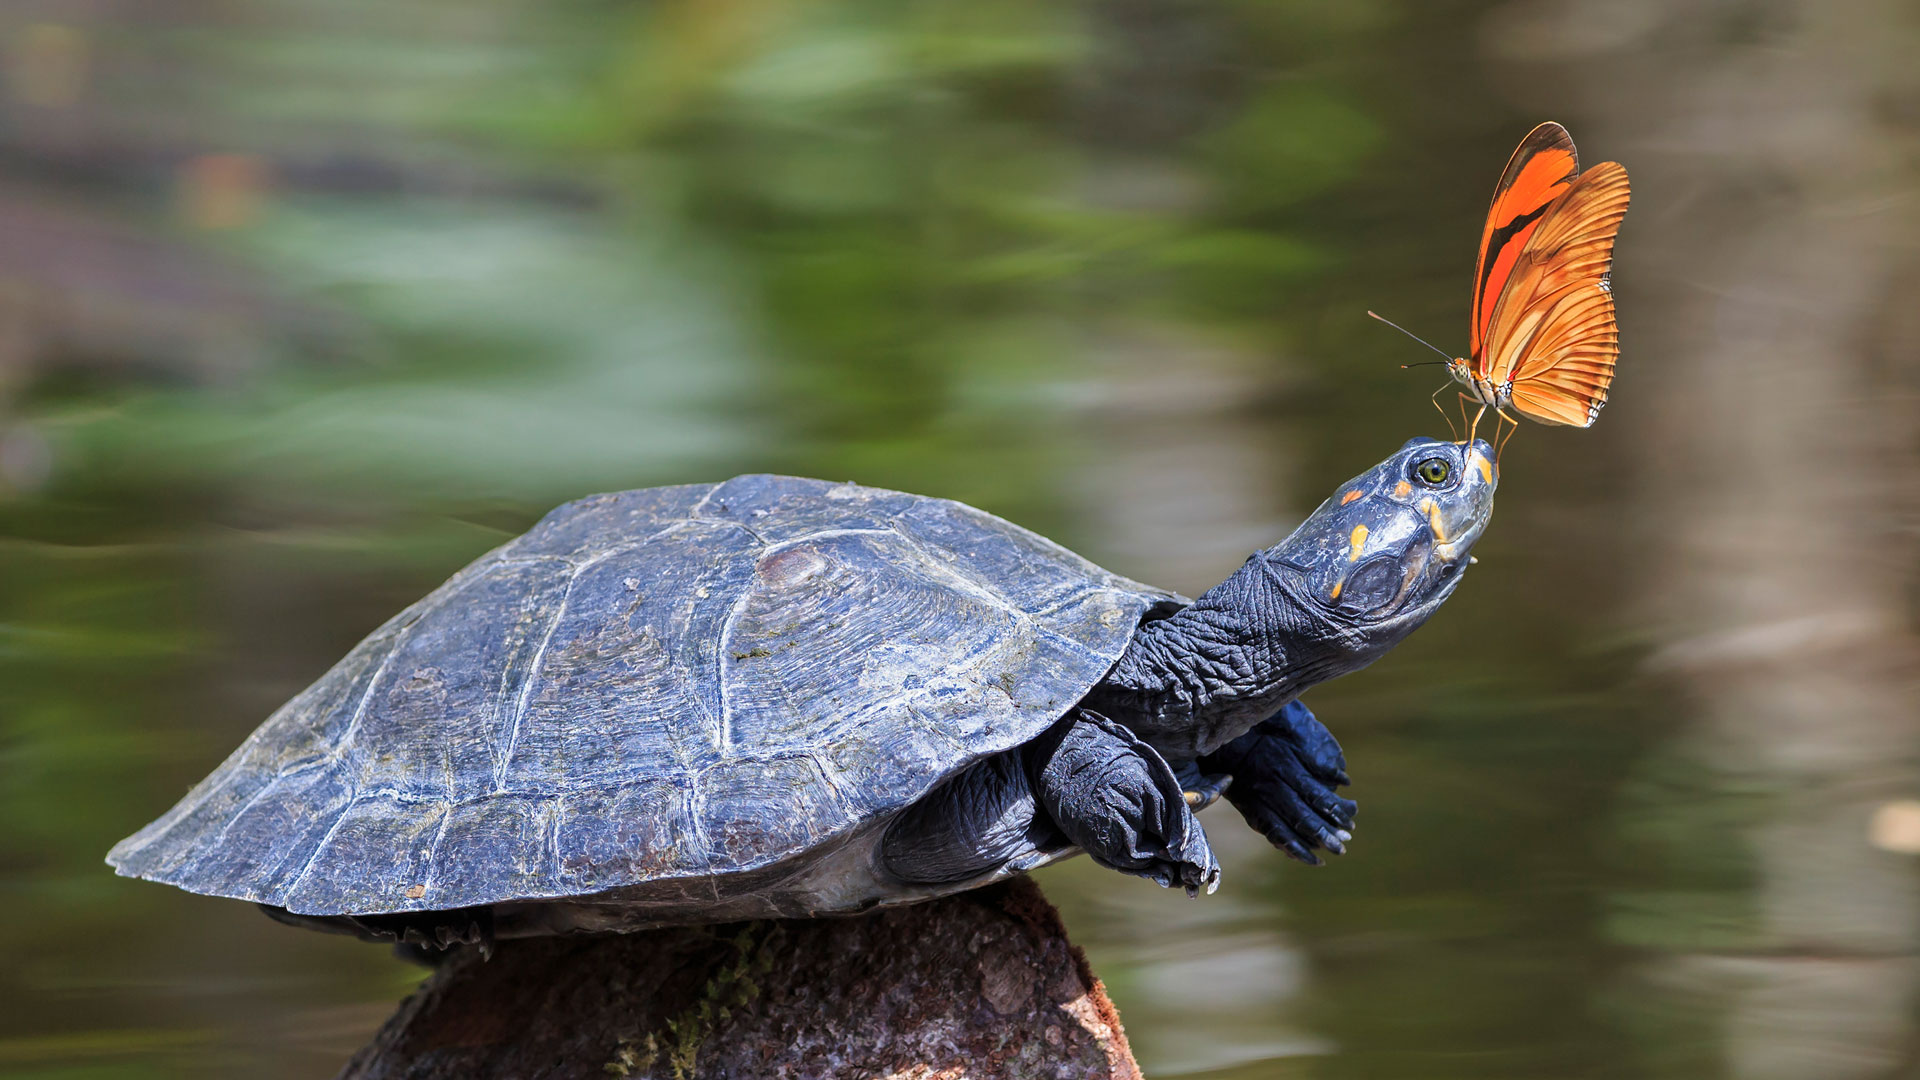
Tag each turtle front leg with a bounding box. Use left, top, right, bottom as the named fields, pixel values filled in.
left=1030, top=709, right=1220, bottom=896
left=1198, top=699, right=1356, bottom=866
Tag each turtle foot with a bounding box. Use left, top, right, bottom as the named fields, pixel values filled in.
left=1200, top=699, right=1356, bottom=866
left=1032, top=710, right=1222, bottom=899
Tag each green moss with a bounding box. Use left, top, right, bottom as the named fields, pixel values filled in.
left=644, top=923, right=776, bottom=1080
left=602, top=1034, right=657, bottom=1076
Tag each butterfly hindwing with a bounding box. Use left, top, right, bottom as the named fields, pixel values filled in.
left=1504, top=283, right=1617, bottom=426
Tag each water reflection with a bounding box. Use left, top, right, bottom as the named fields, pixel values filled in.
left=2, top=1, right=1915, bottom=1077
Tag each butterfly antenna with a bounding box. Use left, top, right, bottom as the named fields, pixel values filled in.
left=1367, top=310, right=1455, bottom=367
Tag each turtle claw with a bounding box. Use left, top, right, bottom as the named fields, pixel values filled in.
left=1185, top=854, right=1223, bottom=897
left=1134, top=813, right=1220, bottom=898
left=1164, top=791, right=1221, bottom=897
left=1177, top=860, right=1219, bottom=899
left=1173, top=762, right=1234, bottom=811
left=1188, top=859, right=1220, bottom=897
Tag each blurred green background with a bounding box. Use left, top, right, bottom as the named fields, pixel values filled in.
left=3, top=1, right=1918, bottom=1077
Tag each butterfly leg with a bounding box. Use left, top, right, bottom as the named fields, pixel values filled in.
left=1428, top=383, right=1460, bottom=441
left=1465, top=401, right=1488, bottom=445
left=1493, top=407, right=1521, bottom=459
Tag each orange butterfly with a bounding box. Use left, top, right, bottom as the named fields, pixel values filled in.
left=1379, top=122, right=1630, bottom=447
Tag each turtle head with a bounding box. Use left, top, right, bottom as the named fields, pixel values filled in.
left=1264, top=436, right=1496, bottom=649
left=1078, top=436, right=1497, bottom=759
left=1085, top=436, right=1497, bottom=759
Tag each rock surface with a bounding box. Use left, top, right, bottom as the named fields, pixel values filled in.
left=340, top=877, right=1141, bottom=1080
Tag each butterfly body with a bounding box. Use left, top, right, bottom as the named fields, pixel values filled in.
left=1449, top=122, right=1629, bottom=434
left=1444, top=356, right=1509, bottom=416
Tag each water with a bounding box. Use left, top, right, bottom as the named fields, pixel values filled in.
left=4, top=1, right=1918, bottom=1077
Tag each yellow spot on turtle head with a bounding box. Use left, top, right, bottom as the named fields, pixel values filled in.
left=1471, top=451, right=1494, bottom=484
left=1394, top=480, right=1412, bottom=498
left=1329, top=580, right=1343, bottom=600
left=1340, top=488, right=1364, bottom=505
left=1347, top=524, right=1369, bottom=561
left=1427, top=501, right=1448, bottom=543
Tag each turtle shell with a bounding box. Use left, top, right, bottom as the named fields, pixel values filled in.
left=108, top=475, right=1175, bottom=917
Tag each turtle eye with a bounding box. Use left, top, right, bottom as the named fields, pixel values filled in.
left=1415, top=458, right=1451, bottom=486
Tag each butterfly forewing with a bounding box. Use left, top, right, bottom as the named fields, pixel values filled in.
left=1475, top=157, right=1630, bottom=427
left=1469, top=122, right=1579, bottom=358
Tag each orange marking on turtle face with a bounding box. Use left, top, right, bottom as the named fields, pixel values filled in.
left=1426, top=501, right=1448, bottom=543
left=1329, top=580, right=1343, bottom=600
left=1471, top=451, right=1494, bottom=484
left=1347, top=524, right=1369, bottom=561
left=1340, top=488, right=1364, bottom=506
left=1394, top=480, right=1412, bottom=498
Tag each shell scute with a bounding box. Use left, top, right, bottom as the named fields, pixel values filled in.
left=811, top=714, right=959, bottom=819
left=354, top=558, right=575, bottom=802
left=719, top=529, right=1021, bottom=762
left=501, top=525, right=762, bottom=793
left=286, top=792, right=448, bottom=913
left=892, top=497, right=1119, bottom=618
left=695, top=754, right=854, bottom=873
left=205, top=765, right=356, bottom=905
left=554, top=780, right=704, bottom=893
left=423, top=793, right=557, bottom=905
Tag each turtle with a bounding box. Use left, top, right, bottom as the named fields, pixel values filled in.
left=108, top=436, right=1497, bottom=948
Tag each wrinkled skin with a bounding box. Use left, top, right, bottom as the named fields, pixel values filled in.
left=884, top=437, right=1496, bottom=893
